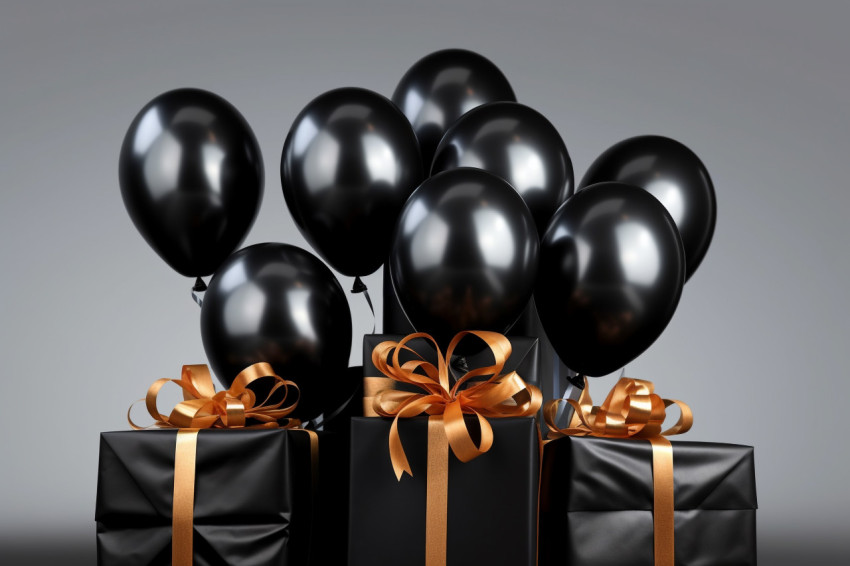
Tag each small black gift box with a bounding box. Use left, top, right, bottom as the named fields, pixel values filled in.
left=348, top=416, right=540, bottom=566
left=539, top=436, right=758, bottom=566
left=96, top=428, right=347, bottom=566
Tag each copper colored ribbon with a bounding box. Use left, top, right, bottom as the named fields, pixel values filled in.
left=543, top=377, right=693, bottom=566
left=371, top=331, right=542, bottom=566
left=128, top=363, right=309, bottom=566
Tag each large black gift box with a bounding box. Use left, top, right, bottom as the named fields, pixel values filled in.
left=362, top=333, right=540, bottom=398
left=540, top=436, right=758, bottom=566
left=96, top=428, right=347, bottom=566
left=348, top=416, right=540, bottom=566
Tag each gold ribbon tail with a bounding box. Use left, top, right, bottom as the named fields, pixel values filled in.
left=426, top=415, right=449, bottom=566
left=173, top=429, right=199, bottom=566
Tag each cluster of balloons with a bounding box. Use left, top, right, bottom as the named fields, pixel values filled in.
left=384, top=50, right=715, bottom=379
left=119, top=48, right=716, bottom=420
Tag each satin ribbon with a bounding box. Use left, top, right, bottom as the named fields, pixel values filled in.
left=371, top=331, right=542, bottom=566
left=128, top=363, right=311, bottom=566
left=544, top=377, right=693, bottom=566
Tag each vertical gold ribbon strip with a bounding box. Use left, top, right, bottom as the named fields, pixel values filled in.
left=300, top=429, right=320, bottom=565
left=426, top=415, right=449, bottom=566
left=648, top=436, right=674, bottom=566
left=173, top=429, right=199, bottom=566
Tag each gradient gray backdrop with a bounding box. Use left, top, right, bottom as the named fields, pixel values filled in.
left=1, top=1, right=848, bottom=563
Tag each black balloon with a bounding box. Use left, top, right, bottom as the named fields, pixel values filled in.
left=392, top=49, right=516, bottom=169
left=579, top=135, right=716, bottom=280
left=200, top=243, right=353, bottom=420
left=535, top=183, right=685, bottom=377
left=389, top=168, right=539, bottom=347
left=119, top=88, right=263, bottom=277
left=432, top=101, right=574, bottom=236
left=281, top=87, right=423, bottom=277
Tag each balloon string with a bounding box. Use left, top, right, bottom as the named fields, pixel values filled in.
left=191, top=277, right=207, bottom=307
left=306, top=383, right=361, bottom=431
left=351, top=276, right=376, bottom=333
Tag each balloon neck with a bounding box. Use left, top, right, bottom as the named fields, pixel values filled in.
left=351, top=276, right=368, bottom=294
left=192, top=277, right=207, bottom=307
left=567, top=373, right=586, bottom=390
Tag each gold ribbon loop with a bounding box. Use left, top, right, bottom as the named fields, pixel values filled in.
left=543, top=377, right=692, bottom=566
left=128, top=362, right=302, bottom=431
left=371, top=331, right=541, bottom=566
left=544, top=376, right=692, bottom=440
left=371, top=331, right=542, bottom=480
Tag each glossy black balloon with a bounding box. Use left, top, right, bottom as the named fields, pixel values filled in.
left=432, top=101, right=574, bottom=237
left=200, top=243, right=353, bottom=420
left=119, top=88, right=263, bottom=277
left=535, top=183, right=685, bottom=377
left=281, top=87, right=423, bottom=277
left=392, top=49, right=516, bottom=169
left=390, top=168, right=539, bottom=347
left=579, top=135, right=716, bottom=280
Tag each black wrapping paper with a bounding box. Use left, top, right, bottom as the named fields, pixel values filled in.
left=96, top=428, right=347, bottom=566
left=363, top=333, right=540, bottom=391
left=348, top=416, right=540, bottom=566
left=540, top=436, right=758, bottom=566
left=507, top=297, right=573, bottom=404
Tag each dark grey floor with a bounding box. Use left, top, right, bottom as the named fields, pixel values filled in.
left=1, top=539, right=847, bottom=565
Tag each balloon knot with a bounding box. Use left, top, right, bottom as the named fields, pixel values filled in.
left=351, top=276, right=368, bottom=294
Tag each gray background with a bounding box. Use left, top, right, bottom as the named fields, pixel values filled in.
left=1, top=1, right=848, bottom=563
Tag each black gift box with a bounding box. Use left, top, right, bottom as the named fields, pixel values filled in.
left=96, top=428, right=347, bottom=566
left=348, top=416, right=540, bottom=566
left=362, top=333, right=540, bottom=402
left=540, top=436, right=758, bottom=566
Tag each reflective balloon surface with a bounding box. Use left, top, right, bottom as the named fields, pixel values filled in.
left=200, top=243, right=352, bottom=420
left=579, top=135, right=715, bottom=280
left=390, top=168, right=539, bottom=347
left=432, top=101, right=573, bottom=236
left=281, top=87, right=422, bottom=277
left=119, top=88, right=263, bottom=277
left=535, top=183, right=685, bottom=377
left=392, top=49, right=516, bottom=169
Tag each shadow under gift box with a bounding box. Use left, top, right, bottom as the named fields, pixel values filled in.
left=348, top=416, right=540, bottom=566
left=539, top=436, right=758, bottom=566
left=96, top=428, right=347, bottom=566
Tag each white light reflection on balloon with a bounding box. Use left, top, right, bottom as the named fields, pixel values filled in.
left=615, top=221, right=660, bottom=286
left=472, top=208, right=514, bottom=268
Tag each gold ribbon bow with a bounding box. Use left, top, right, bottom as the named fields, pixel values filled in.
left=128, top=362, right=301, bottom=430
left=544, top=377, right=693, bottom=566
left=128, top=363, right=309, bottom=566
left=371, top=331, right=542, bottom=566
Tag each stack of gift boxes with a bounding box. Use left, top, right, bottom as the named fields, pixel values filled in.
left=96, top=330, right=757, bottom=565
